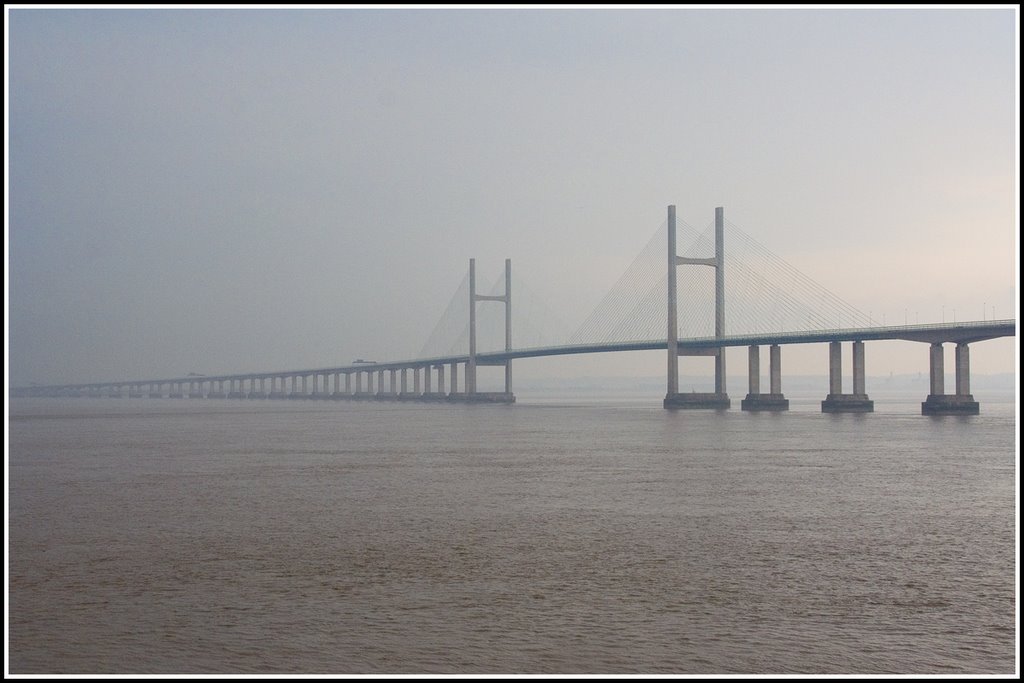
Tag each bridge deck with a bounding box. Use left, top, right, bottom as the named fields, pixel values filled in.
left=12, top=320, right=1015, bottom=392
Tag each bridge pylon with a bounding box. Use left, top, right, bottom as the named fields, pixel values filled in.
left=464, top=258, right=515, bottom=404
left=664, top=205, right=731, bottom=409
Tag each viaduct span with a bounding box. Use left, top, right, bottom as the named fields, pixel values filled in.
left=12, top=206, right=1015, bottom=416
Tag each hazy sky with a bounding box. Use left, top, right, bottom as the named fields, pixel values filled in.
left=6, top=6, right=1018, bottom=387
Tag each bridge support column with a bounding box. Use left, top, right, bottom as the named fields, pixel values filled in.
left=208, top=380, right=225, bottom=399
left=398, top=368, right=413, bottom=400
left=424, top=364, right=448, bottom=401
left=664, top=205, right=730, bottom=409
left=248, top=377, right=265, bottom=399
left=463, top=257, right=516, bottom=403
left=822, top=340, right=873, bottom=412
left=447, top=361, right=464, bottom=401
left=922, top=342, right=979, bottom=414
left=422, top=365, right=432, bottom=399
left=468, top=259, right=478, bottom=396
left=742, top=344, right=789, bottom=411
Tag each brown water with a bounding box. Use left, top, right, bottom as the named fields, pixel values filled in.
left=7, top=392, right=1017, bottom=674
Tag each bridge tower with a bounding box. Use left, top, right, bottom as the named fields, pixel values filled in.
left=466, top=258, right=516, bottom=403
left=665, top=205, right=731, bottom=409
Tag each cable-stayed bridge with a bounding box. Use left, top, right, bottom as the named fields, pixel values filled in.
left=14, top=206, right=1015, bottom=415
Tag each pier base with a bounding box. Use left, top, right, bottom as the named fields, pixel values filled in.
left=740, top=393, right=789, bottom=412
left=821, top=394, right=874, bottom=413
left=451, top=392, right=516, bottom=404
left=921, top=394, right=979, bottom=415
left=664, top=392, right=731, bottom=409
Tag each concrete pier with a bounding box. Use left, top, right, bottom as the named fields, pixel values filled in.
left=664, top=392, right=732, bottom=409
left=741, top=344, right=789, bottom=411
left=352, top=370, right=374, bottom=400
left=207, top=380, right=226, bottom=399
left=420, top=365, right=447, bottom=400
left=922, top=342, right=979, bottom=414
left=331, top=373, right=352, bottom=399
left=458, top=392, right=516, bottom=403
left=398, top=367, right=420, bottom=400
left=821, top=341, right=873, bottom=412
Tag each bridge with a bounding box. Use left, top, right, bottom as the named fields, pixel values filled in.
left=12, top=205, right=1015, bottom=415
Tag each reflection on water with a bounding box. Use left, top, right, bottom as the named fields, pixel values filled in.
left=7, top=392, right=1016, bottom=674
